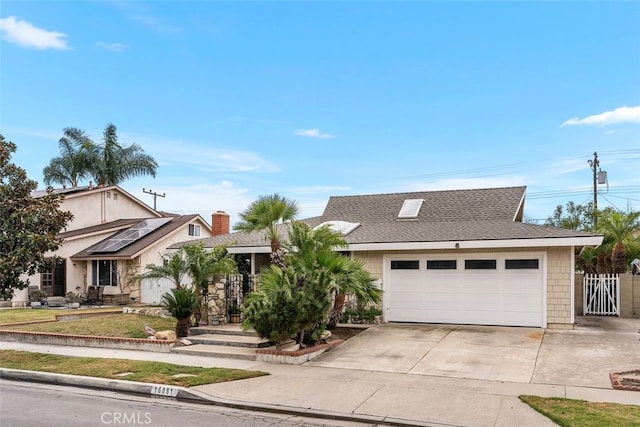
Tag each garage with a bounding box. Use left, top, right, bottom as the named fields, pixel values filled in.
left=384, top=253, right=545, bottom=327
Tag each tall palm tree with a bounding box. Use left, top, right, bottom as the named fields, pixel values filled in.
left=42, top=128, right=94, bottom=187
left=597, top=211, right=640, bottom=273
left=90, top=123, right=158, bottom=186
left=233, top=194, right=299, bottom=267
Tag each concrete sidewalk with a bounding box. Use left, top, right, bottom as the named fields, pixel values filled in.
left=1, top=341, right=638, bottom=427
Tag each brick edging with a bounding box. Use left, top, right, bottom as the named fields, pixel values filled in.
left=0, top=330, right=175, bottom=353
left=610, top=370, right=640, bottom=392
left=255, top=340, right=344, bottom=356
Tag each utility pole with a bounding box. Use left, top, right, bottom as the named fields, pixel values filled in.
left=587, top=152, right=607, bottom=228
left=588, top=152, right=599, bottom=212
left=142, top=188, right=165, bottom=211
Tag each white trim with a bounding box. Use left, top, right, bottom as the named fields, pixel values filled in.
left=541, top=251, right=548, bottom=328
left=570, top=245, right=575, bottom=324
left=513, top=190, right=526, bottom=222
left=349, top=236, right=603, bottom=252
left=227, top=246, right=271, bottom=254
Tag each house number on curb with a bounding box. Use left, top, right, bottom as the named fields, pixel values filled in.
left=151, top=385, right=179, bottom=397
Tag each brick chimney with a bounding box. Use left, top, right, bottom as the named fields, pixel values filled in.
left=211, top=211, right=230, bottom=236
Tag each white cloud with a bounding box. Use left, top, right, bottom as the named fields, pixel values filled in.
left=96, top=41, right=129, bottom=52
left=603, top=129, right=616, bottom=135
left=294, top=128, right=334, bottom=139
left=0, top=16, right=69, bottom=50
left=123, top=134, right=280, bottom=174
left=562, top=106, right=640, bottom=127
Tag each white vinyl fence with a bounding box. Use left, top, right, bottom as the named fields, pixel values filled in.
left=583, top=274, right=620, bottom=316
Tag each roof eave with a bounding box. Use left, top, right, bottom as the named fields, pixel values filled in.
left=346, top=235, right=604, bottom=251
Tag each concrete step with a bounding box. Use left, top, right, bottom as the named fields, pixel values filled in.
left=186, top=334, right=271, bottom=348
left=189, top=324, right=258, bottom=337
left=171, top=344, right=265, bottom=361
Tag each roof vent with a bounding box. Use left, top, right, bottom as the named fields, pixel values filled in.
left=398, top=199, right=424, bottom=219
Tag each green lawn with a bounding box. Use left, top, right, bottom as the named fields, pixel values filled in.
left=2, top=313, right=176, bottom=338
left=520, top=395, right=640, bottom=427
left=0, top=350, right=267, bottom=387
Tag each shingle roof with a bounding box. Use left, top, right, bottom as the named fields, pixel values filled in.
left=58, top=219, right=143, bottom=239
left=173, top=186, right=601, bottom=251
left=321, top=186, right=526, bottom=223
left=71, top=215, right=201, bottom=260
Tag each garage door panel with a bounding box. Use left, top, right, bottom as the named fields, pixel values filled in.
left=387, top=254, right=544, bottom=327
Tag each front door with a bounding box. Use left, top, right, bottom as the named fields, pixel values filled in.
left=42, top=259, right=66, bottom=297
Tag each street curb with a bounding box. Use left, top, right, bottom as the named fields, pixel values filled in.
left=0, top=369, right=450, bottom=427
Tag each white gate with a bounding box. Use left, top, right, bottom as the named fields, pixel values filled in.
left=141, top=278, right=175, bottom=305
left=583, top=274, right=620, bottom=316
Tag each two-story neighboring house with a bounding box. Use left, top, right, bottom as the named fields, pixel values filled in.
left=16, top=185, right=212, bottom=305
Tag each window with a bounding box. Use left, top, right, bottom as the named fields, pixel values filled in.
left=113, top=193, right=118, bottom=200
left=188, top=224, right=201, bottom=236
left=92, top=260, right=118, bottom=286
left=391, top=260, right=420, bottom=270
left=505, top=259, right=539, bottom=269
left=106, top=192, right=111, bottom=199
left=465, top=259, right=496, bottom=270
left=398, top=199, right=424, bottom=219
left=427, top=260, right=457, bottom=270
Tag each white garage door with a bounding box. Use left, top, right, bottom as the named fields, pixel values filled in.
left=385, top=254, right=544, bottom=327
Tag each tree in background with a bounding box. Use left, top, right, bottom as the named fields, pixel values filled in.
left=43, top=128, right=94, bottom=187
left=545, top=201, right=595, bottom=231
left=596, top=211, right=640, bottom=273
left=233, top=194, right=299, bottom=267
left=0, top=134, right=73, bottom=300
left=42, top=123, right=158, bottom=188
left=89, top=123, right=158, bottom=186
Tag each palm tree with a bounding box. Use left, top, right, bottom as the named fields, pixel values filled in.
left=161, top=287, right=198, bottom=338
left=42, top=128, right=94, bottom=187
left=597, top=211, right=640, bottom=273
left=90, top=123, right=158, bottom=186
left=136, top=250, right=190, bottom=289
left=285, top=222, right=381, bottom=329
left=244, top=221, right=382, bottom=346
left=233, top=194, right=299, bottom=267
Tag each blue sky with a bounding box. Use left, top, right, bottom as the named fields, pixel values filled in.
left=1, top=1, right=639, bottom=226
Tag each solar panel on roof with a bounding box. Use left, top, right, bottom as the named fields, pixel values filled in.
left=91, top=217, right=172, bottom=253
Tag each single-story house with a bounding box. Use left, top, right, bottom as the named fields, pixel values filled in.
left=178, top=186, right=603, bottom=329
left=16, top=185, right=212, bottom=305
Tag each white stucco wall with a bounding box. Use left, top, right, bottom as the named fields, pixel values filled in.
left=61, top=188, right=156, bottom=231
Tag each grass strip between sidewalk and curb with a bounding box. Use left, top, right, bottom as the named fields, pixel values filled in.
left=520, top=395, right=640, bottom=427
left=0, top=350, right=268, bottom=387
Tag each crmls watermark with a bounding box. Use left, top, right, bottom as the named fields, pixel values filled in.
left=101, top=412, right=152, bottom=425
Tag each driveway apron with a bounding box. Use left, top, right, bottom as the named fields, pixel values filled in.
left=310, top=323, right=544, bottom=383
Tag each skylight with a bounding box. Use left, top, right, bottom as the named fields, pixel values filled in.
left=398, top=199, right=424, bottom=219
left=314, top=220, right=360, bottom=236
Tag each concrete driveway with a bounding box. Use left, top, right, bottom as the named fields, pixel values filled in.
left=309, top=316, right=640, bottom=387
